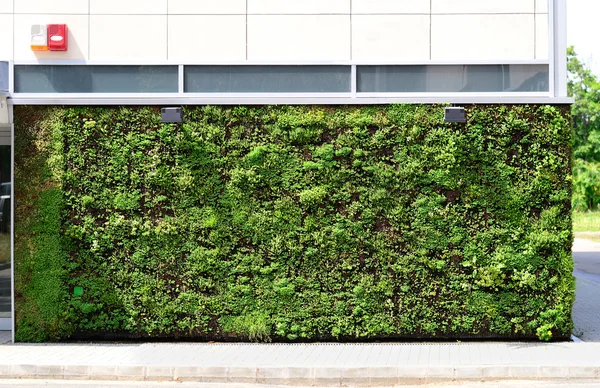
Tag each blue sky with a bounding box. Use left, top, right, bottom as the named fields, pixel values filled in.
left=568, top=0, right=600, bottom=74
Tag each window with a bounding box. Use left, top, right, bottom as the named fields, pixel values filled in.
left=15, top=65, right=178, bottom=93
left=0, top=62, right=8, bottom=92
left=357, top=65, right=549, bottom=93
left=184, top=65, right=351, bottom=93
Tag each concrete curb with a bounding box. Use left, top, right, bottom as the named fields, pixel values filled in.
left=1, top=365, right=599, bottom=385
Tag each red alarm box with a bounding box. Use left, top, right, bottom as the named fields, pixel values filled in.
left=47, top=24, right=68, bottom=51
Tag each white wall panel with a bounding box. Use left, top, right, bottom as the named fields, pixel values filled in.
left=352, top=0, right=429, bottom=14
left=536, top=0, right=549, bottom=13
left=91, top=0, right=167, bottom=15
left=248, top=15, right=350, bottom=60
left=353, top=15, right=429, bottom=60
left=0, top=0, right=13, bottom=14
left=0, top=15, right=12, bottom=60
left=536, top=15, right=549, bottom=60
left=432, top=0, right=534, bottom=14
left=15, top=0, right=88, bottom=14
left=169, top=16, right=246, bottom=61
left=14, top=14, right=88, bottom=60
left=248, top=0, right=349, bottom=14
left=431, top=15, right=535, bottom=60
left=5, top=0, right=553, bottom=66
left=90, top=15, right=166, bottom=60
left=168, top=0, right=246, bottom=15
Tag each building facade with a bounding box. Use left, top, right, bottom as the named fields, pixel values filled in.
left=0, top=0, right=569, bottom=339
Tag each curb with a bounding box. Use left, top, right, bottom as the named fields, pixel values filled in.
left=1, top=365, right=600, bottom=385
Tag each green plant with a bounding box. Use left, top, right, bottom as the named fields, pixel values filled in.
left=14, top=104, right=574, bottom=342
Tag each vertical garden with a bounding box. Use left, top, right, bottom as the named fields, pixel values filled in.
left=14, top=104, right=574, bottom=342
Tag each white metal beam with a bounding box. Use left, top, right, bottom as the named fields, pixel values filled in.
left=9, top=96, right=574, bottom=106
left=554, top=0, right=568, bottom=97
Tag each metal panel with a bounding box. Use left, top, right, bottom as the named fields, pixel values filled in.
left=9, top=96, right=574, bottom=106
left=12, top=60, right=551, bottom=66
left=553, top=0, right=568, bottom=97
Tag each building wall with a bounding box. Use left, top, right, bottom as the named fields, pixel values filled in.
left=0, top=0, right=549, bottom=62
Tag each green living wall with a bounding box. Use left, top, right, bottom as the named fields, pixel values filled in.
left=14, top=105, right=574, bottom=342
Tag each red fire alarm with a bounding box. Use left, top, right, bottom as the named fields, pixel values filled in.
left=47, top=24, right=68, bottom=51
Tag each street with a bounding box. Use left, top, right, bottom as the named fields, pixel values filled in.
left=572, top=238, right=600, bottom=342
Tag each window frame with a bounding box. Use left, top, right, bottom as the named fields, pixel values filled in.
left=7, top=58, right=570, bottom=105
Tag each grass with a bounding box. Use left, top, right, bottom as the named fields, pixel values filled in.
left=573, top=211, right=600, bottom=242
left=573, top=211, right=600, bottom=232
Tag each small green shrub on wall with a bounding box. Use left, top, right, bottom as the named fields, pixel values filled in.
left=14, top=104, right=574, bottom=342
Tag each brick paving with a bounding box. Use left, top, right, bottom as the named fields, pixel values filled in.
left=0, top=341, right=598, bottom=384
left=0, top=331, right=9, bottom=345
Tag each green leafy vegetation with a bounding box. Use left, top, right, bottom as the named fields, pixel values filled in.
left=569, top=47, right=600, bottom=212
left=14, top=104, right=574, bottom=342
left=13, top=107, right=73, bottom=342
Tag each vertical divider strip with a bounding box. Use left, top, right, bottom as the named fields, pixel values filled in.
left=351, top=65, right=357, bottom=98
left=554, top=0, right=567, bottom=97
left=10, top=114, right=14, bottom=344
left=548, top=0, right=555, bottom=98
left=178, top=65, right=184, bottom=94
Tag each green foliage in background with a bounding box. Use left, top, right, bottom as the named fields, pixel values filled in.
left=14, top=104, right=574, bottom=342
left=568, top=46, right=600, bottom=211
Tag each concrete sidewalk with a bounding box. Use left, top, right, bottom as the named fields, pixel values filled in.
left=0, top=342, right=599, bottom=385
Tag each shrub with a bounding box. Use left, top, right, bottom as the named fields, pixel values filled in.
left=573, top=159, right=600, bottom=211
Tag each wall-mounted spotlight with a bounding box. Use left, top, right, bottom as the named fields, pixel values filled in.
left=161, top=107, right=183, bottom=123
left=444, top=107, right=466, bottom=123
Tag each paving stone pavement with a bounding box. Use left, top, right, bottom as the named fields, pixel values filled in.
left=0, top=341, right=599, bottom=384
left=0, top=331, right=9, bottom=345
left=1, top=381, right=600, bottom=388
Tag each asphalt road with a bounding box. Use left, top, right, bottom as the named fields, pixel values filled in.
left=572, top=239, right=600, bottom=342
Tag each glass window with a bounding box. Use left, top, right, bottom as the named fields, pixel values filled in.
left=15, top=65, right=178, bottom=93
left=357, top=65, right=550, bottom=93
left=184, top=65, right=351, bottom=93
left=0, top=62, right=8, bottom=92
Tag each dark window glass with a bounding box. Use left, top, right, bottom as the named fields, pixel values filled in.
left=185, top=65, right=351, bottom=93
left=0, top=62, right=8, bottom=92
left=357, top=65, right=549, bottom=93
left=15, top=65, right=178, bottom=93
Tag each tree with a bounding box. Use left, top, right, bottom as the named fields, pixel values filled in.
left=568, top=46, right=600, bottom=210
left=568, top=46, right=600, bottom=162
